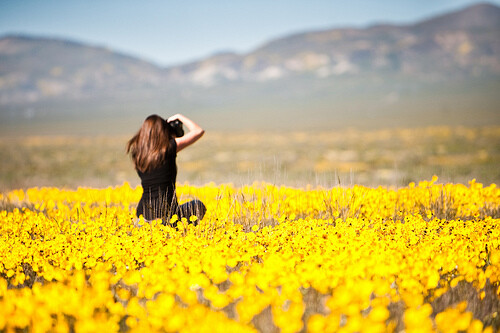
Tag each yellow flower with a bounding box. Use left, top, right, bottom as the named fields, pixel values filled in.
left=0, top=180, right=498, bottom=332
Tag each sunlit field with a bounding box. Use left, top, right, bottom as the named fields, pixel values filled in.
left=1, top=177, right=499, bottom=332
left=1, top=126, right=499, bottom=191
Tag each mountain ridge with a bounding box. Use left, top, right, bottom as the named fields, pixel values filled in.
left=0, top=2, right=499, bottom=133
left=166, top=2, right=500, bottom=86
left=2, top=2, right=499, bottom=99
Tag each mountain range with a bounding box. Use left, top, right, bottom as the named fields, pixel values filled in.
left=0, top=2, right=499, bottom=134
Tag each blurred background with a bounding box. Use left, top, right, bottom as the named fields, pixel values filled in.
left=0, top=0, right=499, bottom=190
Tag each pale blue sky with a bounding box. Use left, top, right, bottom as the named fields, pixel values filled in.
left=1, top=0, right=498, bottom=67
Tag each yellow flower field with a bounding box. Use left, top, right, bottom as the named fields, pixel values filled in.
left=0, top=177, right=499, bottom=332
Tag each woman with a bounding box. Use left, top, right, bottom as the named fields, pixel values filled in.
left=127, top=114, right=206, bottom=226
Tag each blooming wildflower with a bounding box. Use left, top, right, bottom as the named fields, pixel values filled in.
left=0, top=180, right=498, bottom=332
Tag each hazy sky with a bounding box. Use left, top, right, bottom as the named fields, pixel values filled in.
left=1, top=0, right=498, bottom=67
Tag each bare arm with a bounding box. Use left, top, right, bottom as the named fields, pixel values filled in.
left=167, top=114, right=205, bottom=152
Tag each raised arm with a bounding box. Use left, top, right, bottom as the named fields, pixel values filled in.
left=167, top=114, right=205, bottom=152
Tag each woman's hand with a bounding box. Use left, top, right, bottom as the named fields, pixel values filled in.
left=167, top=114, right=182, bottom=123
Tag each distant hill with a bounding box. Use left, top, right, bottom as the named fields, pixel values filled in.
left=0, top=36, right=168, bottom=104
left=0, top=2, right=499, bottom=134
left=170, top=2, right=500, bottom=85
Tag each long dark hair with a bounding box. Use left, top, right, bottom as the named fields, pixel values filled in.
left=127, top=115, right=172, bottom=173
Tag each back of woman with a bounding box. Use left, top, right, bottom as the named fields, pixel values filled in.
left=127, top=114, right=206, bottom=226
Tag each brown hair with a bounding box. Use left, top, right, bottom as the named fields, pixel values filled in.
left=127, top=115, right=172, bottom=173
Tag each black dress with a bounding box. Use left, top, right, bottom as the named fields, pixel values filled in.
left=136, top=139, right=179, bottom=221
left=135, top=139, right=207, bottom=224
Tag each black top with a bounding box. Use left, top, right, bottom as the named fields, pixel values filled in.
left=136, top=139, right=179, bottom=220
